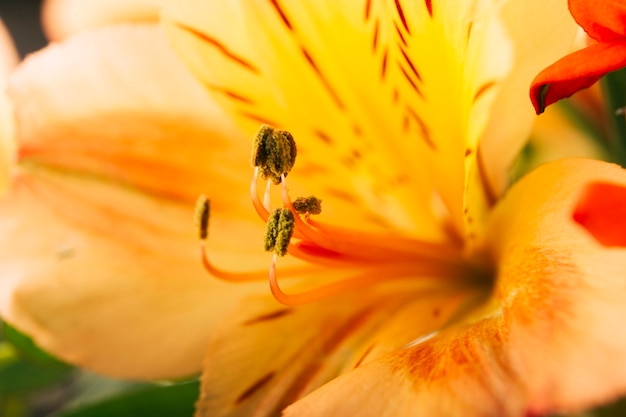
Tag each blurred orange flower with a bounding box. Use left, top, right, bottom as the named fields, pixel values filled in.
left=530, top=0, right=626, bottom=114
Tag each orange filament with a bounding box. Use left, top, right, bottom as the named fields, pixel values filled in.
left=201, top=242, right=323, bottom=282
left=269, top=253, right=466, bottom=306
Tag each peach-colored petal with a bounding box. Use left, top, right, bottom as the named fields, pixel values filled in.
left=42, top=0, right=160, bottom=41
left=0, top=163, right=265, bottom=380
left=196, top=283, right=482, bottom=417
left=285, top=159, right=626, bottom=416
left=488, top=158, right=626, bottom=413
left=0, top=25, right=280, bottom=379
left=9, top=24, right=255, bottom=221
left=478, top=0, right=578, bottom=194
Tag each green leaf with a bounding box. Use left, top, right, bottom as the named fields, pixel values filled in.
left=1, top=323, right=70, bottom=370
left=51, top=380, right=200, bottom=417
left=0, top=360, right=73, bottom=395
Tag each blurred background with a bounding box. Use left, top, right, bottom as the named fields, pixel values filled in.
left=0, top=0, right=46, bottom=58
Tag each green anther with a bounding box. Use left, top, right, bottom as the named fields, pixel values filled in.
left=251, top=124, right=297, bottom=184
left=194, top=194, right=210, bottom=240
left=264, top=208, right=295, bottom=256
left=293, top=196, right=323, bottom=216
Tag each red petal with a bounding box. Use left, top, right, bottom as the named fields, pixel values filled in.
left=530, top=40, right=626, bottom=114
left=569, top=0, right=626, bottom=42
left=573, top=181, right=626, bottom=247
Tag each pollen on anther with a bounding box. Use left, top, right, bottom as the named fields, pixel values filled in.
left=251, top=124, right=297, bottom=184
left=264, top=208, right=295, bottom=256
left=194, top=195, right=210, bottom=240
left=293, top=196, right=323, bottom=216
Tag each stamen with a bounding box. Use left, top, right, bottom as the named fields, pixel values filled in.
left=264, top=208, right=295, bottom=256
left=194, top=194, right=210, bottom=240
left=250, top=167, right=270, bottom=222
left=293, top=196, right=322, bottom=217
left=251, top=124, right=297, bottom=184
left=263, top=180, right=272, bottom=212
left=280, top=175, right=462, bottom=262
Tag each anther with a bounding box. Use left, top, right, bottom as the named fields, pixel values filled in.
left=251, top=124, right=297, bottom=184
left=194, top=195, right=210, bottom=240
left=264, top=208, right=295, bottom=256
left=293, top=196, right=323, bottom=216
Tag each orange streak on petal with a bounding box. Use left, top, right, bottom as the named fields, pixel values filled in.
left=573, top=181, right=626, bottom=247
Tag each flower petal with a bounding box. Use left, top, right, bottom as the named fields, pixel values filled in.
left=9, top=24, right=255, bottom=220
left=285, top=158, right=626, bottom=416
left=489, top=158, right=626, bottom=413
left=162, top=0, right=446, bottom=239
left=1, top=25, right=274, bottom=379
left=162, top=0, right=577, bottom=244
left=530, top=40, right=626, bottom=114
left=569, top=0, right=626, bottom=42
left=477, top=0, right=578, bottom=195
left=42, top=0, right=160, bottom=41
left=0, top=165, right=265, bottom=380
left=195, top=282, right=481, bottom=417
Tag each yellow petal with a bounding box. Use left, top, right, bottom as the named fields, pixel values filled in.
left=42, top=0, right=160, bottom=41
left=196, top=282, right=481, bottom=417
left=285, top=158, right=626, bottom=416
left=162, top=0, right=456, bottom=240
left=162, top=0, right=575, bottom=244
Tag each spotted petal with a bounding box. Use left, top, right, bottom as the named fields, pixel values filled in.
left=195, top=282, right=483, bottom=417
left=162, top=0, right=576, bottom=244
left=0, top=25, right=269, bottom=379
left=284, top=158, right=626, bottom=416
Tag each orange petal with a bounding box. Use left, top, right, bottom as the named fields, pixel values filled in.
left=569, top=0, right=626, bottom=42
left=42, top=0, right=160, bottom=41
left=195, top=283, right=482, bottom=417
left=285, top=159, right=626, bottom=416
left=530, top=40, right=626, bottom=114
left=573, top=181, right=626, bottom=246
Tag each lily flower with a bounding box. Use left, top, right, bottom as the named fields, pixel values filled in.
left=530, top=0, right=626, bottom=114
left=160, top=1, right=626, bottom=415
left=0, top=1, right=625, bottom=417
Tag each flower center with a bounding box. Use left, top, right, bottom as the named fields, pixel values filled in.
left=198, top=126, right=493, bottom=305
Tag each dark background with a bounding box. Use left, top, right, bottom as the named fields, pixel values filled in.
left=0, top=0, right=47, bottom=57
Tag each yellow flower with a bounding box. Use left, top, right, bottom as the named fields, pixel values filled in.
left=2, top=1, right=626, bottom=416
